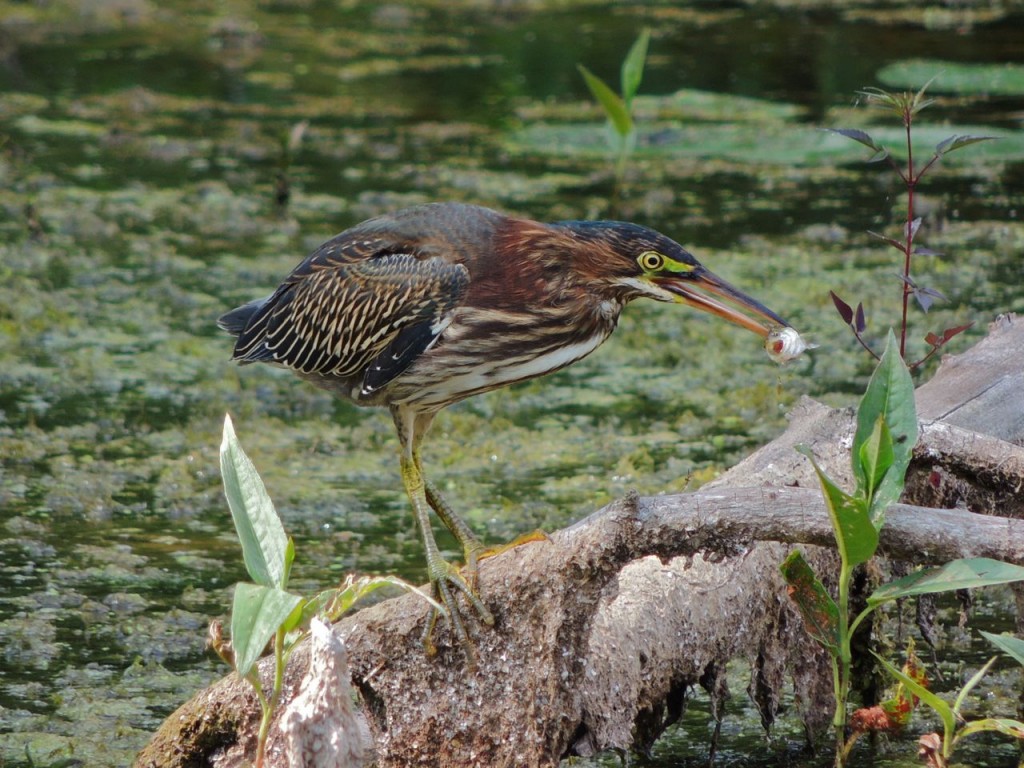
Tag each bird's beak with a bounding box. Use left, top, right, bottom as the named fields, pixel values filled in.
left=655, top=268, right=789, bottom=338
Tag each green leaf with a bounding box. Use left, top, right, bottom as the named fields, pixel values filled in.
left=910, top=76, right=938, bottom=116
left=620, top=29, right=650, bottom=105
left=797, top=444, right=878, bottom=567
left=869, top=558, right=1024, bottom=606
left=325, top=574, right=444, bottom=622
left=578, top=64, right=633, bottom=138
left=980, top=630, right=1024, bottom=667
left=780, top=550, right=840, bottom=654
left=230, top=582, right=303, bottom=677
left=220, top=414, right=290, bottom=588
left=952, top=656, right=997, bottom=715
left=950, top=655, right=999, bottom=720
left=956, top=718, right=1024, bottom=742
left=298, top=575, right=446, bottom=628
left=299, top=589, right=336, bottom=627
left=852, top=331, right=917, bottom=523
left=875, top=653, right=955, bottom=739
left=283, top=536, right=295, bottom=585
left=857, top=414, right=895, bottom=505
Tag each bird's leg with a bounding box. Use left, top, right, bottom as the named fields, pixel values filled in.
left=394, top=407, right=493, bottom=657
left=423, top=476, right=547, bottom=592
left=422, top=476, right=488, bottom=591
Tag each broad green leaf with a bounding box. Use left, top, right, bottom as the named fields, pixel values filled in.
left=620, top=29, right=650, bottom=105
left=852, top=331, right=917, bottom=523
left=220, top=414, right=290, bottom=588
left=875, top=653, right=955, bottom=739
left=780, top=550, right=839, bottom=653
left=857, top=415, right=895, bottom=506
left=869, top=558, right=1024, bottom=606
left=797, top=445, right=878, bottom=567
left=230, top=582, right=303, bottom=677
left=578, top=65, right=633, bottom=138
left=980, top=630, right=1024, bottom=667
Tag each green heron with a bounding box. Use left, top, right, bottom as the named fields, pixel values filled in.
left=219, top=202, right=790, bottom=653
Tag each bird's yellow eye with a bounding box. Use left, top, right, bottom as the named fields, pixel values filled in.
left=638, top=251, right=664, bottom=271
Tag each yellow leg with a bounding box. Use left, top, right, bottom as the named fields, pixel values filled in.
left=422, top=475, right=487, bottom=590
left=423, top=475, right=548, bottom=591
left=394, top=406, right=493, bottom=657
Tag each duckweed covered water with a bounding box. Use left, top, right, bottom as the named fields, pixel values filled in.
left=1, top=2, right=1023, bottom=765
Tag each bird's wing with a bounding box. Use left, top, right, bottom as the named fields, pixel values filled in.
left=232, top=252, right=469, bottom=393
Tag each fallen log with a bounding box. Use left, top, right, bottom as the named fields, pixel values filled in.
left=135, top=315, right=1024, bottom=768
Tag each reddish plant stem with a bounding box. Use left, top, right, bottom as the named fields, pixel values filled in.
left=853, top=331, right=880, bottom=361
left=901, top=116, right=915, bottom=360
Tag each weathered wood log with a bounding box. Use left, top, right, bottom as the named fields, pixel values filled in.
left=134, top=316, right=1024, bottom=768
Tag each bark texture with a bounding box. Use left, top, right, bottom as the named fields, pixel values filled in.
left=134, top=315, right=1024, bottom=768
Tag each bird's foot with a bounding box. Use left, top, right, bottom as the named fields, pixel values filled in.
left=422, top=556, right=494, bottom=662
left=422, top=531, right=549, bottom=661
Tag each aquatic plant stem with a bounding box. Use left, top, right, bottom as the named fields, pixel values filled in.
left=834, top=558, right=854, bottom=767
left=254, top=626, right=288, bottom=768
left=245, top=674, right=270, bottom=767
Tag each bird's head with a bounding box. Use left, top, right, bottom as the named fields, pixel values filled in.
left=562, top=220, right=790, bottom=338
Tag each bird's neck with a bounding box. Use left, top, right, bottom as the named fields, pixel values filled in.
left=488, top=218, right=628, bottom=317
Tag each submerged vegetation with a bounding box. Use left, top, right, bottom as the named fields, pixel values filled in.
left=1, top=1, right=1023, bottom=766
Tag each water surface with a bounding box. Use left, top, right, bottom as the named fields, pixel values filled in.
left=1, top=2, right=1023, bottom=765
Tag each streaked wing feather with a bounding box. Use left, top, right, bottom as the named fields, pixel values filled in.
left=362, top=321, right=442, bottom=395
left=232, top=254, right=468, bottom=386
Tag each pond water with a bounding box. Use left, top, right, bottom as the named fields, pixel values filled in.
left=1, top=1, right=1023, bottom=766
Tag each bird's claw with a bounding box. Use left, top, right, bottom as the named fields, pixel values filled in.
left=422, top=557, right=494, bottom=662
left=422, top=531, right=548, bottom=660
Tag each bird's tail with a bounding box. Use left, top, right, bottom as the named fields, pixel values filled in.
left=217, top=298, right=266, bottom=336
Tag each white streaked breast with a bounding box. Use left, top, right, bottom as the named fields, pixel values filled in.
left=398, top=331, right=610, bottom=409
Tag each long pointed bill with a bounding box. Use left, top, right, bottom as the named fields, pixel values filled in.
left=656, top=268, right=789, bottom=339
